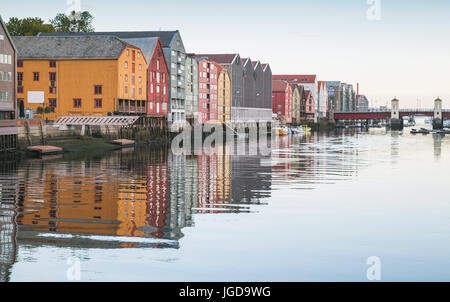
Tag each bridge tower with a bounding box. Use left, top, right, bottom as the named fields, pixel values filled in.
left=433, top=98, right=443, bottom=130
left=390, top=98, right=403, bottom=130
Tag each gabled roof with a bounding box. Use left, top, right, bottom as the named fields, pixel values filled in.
left=273, top=74, right=317, bottom=84
left=252, top=61, right=263, bottom=70
left=12, top=36, right=132, bottom=59
left=241, top=57, right=251, bottom=66
left=305, top=90, right=312, bottom=99
left=122, top=37, right=160, bottom=67
left=318, top=81, right=328, bottom=92
left=0, top=15, right=17, bottom=53
left=262, top=63, right=271, bottom=72
left=38, top=31, right=180, bottom=48
left=193, top=54, right=239, bottom=65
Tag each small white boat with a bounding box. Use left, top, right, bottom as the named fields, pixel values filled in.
left=291, top=126, right=305, bottom=135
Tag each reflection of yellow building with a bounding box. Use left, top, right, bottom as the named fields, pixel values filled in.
left=117, top=179, right=148, bottom=237
left=216, top=144, right=231, bottom=202
left=13, top=36, right=147, bottom=120
left=217, top=69, right=231, bottom=123
left=17, top=164, right=120, bottom=235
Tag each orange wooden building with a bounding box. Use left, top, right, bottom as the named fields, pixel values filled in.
left=13, top=36, right=147, bottom=121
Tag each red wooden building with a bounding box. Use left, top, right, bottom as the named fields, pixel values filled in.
left=123, top=37, right=169, bottom=116
left=272, top=80, right=292, bottom=124
left=305, top=90, right=315, bottom=119
left=196, top=57, right=221, bottom=124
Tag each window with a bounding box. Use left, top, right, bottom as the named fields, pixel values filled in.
left=138, top=76, right=142, bottom=84
left=156, top=86, right=160, bottom=93
left=127, top=49, right=130, bottom=56
left=162, top=103, right=167, bottom=110
left=125, top=61, right=128, bottom=69
left=17, top=72, right=23, bottom=81
left=49, top=87, right=57, bottom=94
left=139, top=64, right=142, bottom=71
left=17, top=86, right=23, bottom=93
left=163, top=86, right=166, bottom=95
left=157, top=60, right=160, bottom=70
left=132, top=50, right=135, bottom=61
left=0, top=35, right=3, bottom=40
left=49, top=61, right=56, bottom=68
left=49, top=72, right=56, bottom=81
left=94, top=85, right=102, bottom=94
left=125, top=75, right=128, bottom=82
left=132, top=76, right=135, bottom=85
left=125, top=86, right=128, bottom=94
left=156, top=72, right=160, bottom=83
left=139, top=88, right=142, bottom=95
left=73, top=99, right=82, bottom=108
left=94, top=99, right=102, bottom=108
left=137, top=52, right=140, bottom=59
left=132, top=63, right=135, bottom=73
left=150, top=84, right=153, bottom=93
left=33, top=72, right=39, bottom=81
left=17, top=60, right=23, bottom=68
left=49, top=99, right=57, bottom=111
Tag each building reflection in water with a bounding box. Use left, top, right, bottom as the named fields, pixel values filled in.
left=433, top=135, right=442, bottom=160
left=7, top=143, right=272, bottom=251
left=0, top=132, right=374, bottom=277
left=0, top=158, right=18, bottom=282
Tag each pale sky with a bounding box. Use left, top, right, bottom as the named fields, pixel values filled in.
left=2, top=0, right=450, bottom=108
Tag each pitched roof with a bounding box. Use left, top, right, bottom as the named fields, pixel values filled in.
left=12, top=36, right=130, bottom=59
left=305, top=90, right=312, bottom=99
left=241, top=57, right=250, bottom=65
left=262, top=63, right=271, bottom=72
left=272, top=74, right=317, bottom=83
left=38, top=31, right=180, bottom=48
left=193, top=54, right=238, bottom=65
left=122, top=37, right=159, bottom=67
left=318, top=81, right=328, bottom=92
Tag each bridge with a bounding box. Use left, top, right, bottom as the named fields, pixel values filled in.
left=331, top=98, right=446, bottom=130
left=334, top=109, right=450, bottom=120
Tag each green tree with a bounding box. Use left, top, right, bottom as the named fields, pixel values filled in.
left=36, top=106, right=44, bottom=116
left=50, top=11, right=94, bottom=33
left=6, top=17, right=55, bottom=36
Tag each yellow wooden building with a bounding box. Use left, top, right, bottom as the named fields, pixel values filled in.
left=13, top=36, right=147, bottom=121
left=217, top=68, right=231, bottom=123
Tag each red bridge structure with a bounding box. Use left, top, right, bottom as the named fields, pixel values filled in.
left=334, top=109, right=450, bottom=120
left=331, top=98, right=447, bottom=130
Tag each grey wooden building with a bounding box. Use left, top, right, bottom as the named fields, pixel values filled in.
left=0, top=15, right=17, bottom=150
left=185, top=53, right=198, bottom=124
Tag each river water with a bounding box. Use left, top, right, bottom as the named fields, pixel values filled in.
left=1, top=118, right=450, bottom=281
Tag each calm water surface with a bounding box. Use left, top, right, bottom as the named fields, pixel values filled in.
left=1, top=120, right=450, bottom=281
